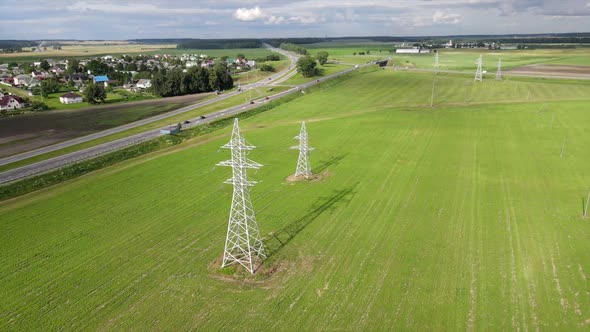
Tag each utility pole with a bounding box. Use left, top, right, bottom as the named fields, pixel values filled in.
left=290, top=121, right=314, bottom=178
left=496, top=57, right=502, bottom=80
left=474, top=54, right=483, bottom=82
left=217, top=119, right=266, bottom=274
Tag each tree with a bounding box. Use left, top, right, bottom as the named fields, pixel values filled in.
left=84, top=82, right=107, bottom=104
left=40, top=78, right=60, bottom=98
left=114, top=63, right=124, bottom=71
left=139, top=63, right=148, bottom=72
left=316, top=51, right=329, bottom=66
left=260, top=64, right=275, bottom=72
left=29, top=100, right=49, bottom=112
left=125, top=63, right=137, bottom=71
left=208, top=62, right=233, bottom=91
left=87, top=60, right=109, bottom=75
left=39, top=60, right=50, bottom=71
left=66, top=59, right=80, bottom=74
left=236, top=53, right=245, bottom=59
left=296, top=55, right=318, bottom=78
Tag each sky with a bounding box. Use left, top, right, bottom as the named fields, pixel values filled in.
left=1, top=0, right=590, bottom=40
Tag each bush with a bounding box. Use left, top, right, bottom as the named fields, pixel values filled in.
left=29, top=100, right=49, bottom=112
left=260, top=64, right=275, bottom=72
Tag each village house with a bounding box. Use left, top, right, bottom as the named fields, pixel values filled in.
left=93, top=75, right=110, bottom=87
left=50, top=66, right=65, bottom=76
left=59, top=92, right=83, bottom=104
left=0, top=95, right=26, bottom=110
left=136, top=79, right=151, bottom=89
left=14, top=74, right=39, bottom=87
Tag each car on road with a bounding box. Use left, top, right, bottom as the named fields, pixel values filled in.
left=199, top=115, right=206, bottom=119
left=183, top=120, right=191, bottom=124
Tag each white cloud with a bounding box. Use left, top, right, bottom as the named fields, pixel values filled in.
left=68, top=1, right=222, bottom=15
left=432, top=11, right=463, bottom=24
left=266, top=15, right=286, bottom=24
left=233, top=6, right=265, bottom=21
left=288, top=16, right=318, bottom=24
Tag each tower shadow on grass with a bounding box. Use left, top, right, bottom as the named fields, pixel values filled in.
left=264, top=182, right=359, bottom=259
left=314, top=154, right=348, bottom=173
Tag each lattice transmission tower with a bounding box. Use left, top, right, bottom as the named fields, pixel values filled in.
left=496, top=58, right=502, bottom=81
left=434, top=51, right=439, bottom=70
left=291, top=121, right=314, bottom=179
left=217, top=118, right=266, bottom=274
left=474, top=54, right=483, bottom=82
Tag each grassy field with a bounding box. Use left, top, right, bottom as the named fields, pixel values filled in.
left=1, top=69, right=590, bottom=330
left=303, top=46, right=590, bottom=71
left=282, top=63, right=353, bottom=85
left=390, top=48, right=590, bottom=71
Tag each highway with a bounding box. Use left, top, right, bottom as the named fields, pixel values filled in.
left=0, top=54, right=368, bottom=184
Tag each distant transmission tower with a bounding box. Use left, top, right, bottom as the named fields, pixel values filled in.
left=291, top=121, right=314, bottom=178
left=496, top=58, right=502, bottom=80
left=217, top=118, right=266, bottom=274
left=474, top=54, right=483, bottom=82
left=434, top=51, right=439, bottom=70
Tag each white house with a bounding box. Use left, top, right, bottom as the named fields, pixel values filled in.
left=14, top=74, right=39, bottom=87
left=0, top=95, right=26, bottom=110
left=246, top=60, right=256, bottom=68
left=136, top=79, right=151, bottom=89
left=59, top=92, right=83, bottom=104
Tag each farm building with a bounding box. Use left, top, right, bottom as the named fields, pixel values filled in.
left=59, top=92, right=83, bottom=104
left=396, top=48, right=431, bottom=54
left=0, top=95, right=26, bottom=110
left=93, top=75, right=110, bottom=86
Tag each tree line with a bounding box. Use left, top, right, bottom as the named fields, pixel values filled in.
left=150, top=63, right=233, bottom=97
left=176, top=39, right=262, bottom=49
left=279, top=43, right=308, bottom=55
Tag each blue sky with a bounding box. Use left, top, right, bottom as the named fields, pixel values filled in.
left=2, top=0, right=590, bottom=40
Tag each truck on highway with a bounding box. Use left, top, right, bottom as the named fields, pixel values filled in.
left=160, top=123, right=182, bottom=135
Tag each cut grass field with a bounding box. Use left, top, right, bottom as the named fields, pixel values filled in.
left=1, top=69, right=590, bottom=330
left=389, top=48, right=590, bottom=71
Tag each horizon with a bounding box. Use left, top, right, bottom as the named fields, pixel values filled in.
left=5, top=31, right=590, bottom=42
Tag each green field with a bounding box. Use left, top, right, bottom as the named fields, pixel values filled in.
left=1, top=69, right=590, bottom=330
left=391, top=49, right=590, bottom=71
left=282, top=63, right=353, bottom=85
left=303, top=46, right=590, bottom=71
